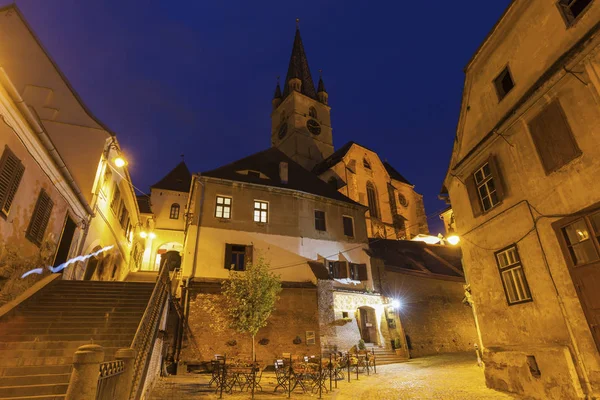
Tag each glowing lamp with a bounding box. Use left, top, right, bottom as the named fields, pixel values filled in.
left=140, top=232, right=148, bottom=238
left=391, top=299, right=401, bottom=309
left=114, top=157, right=126, bottom=168
left=447, top=235, right=460, bottom=246
left=149, top=232, right=157, bottom=239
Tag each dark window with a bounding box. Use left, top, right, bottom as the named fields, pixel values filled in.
left=349, top=263, right=368, bottom=281
left=328, top=177, right=338, bottom=189
left=118, top=202, right=129, bottom=229
left=366, top=182, right=379, bottom=219
left=343, top=216, right=354, bottom=237
left=558, top=0, right=593, bottom=25
left=247, top=170, right=261, bottom=179
left=466, top=156, right=505, bottom=217
left=528, top=100, right=581, bottom=174
left=494, top=67, right=514, bottom=101
left=215, top=196, right=231, bottom=219
left=0, top=146, right=24, bottom=217
left=111, top=184, right=121, bottom=213
left=495, top=245, right=532, bottom=305
left=331, top=261, right=348, bottom=279
left=342, top=311, right=349, bottom=318
left=363, top=158, right=371, bottom=170
left=315, top=210, right=326, bottom=231
left=53, top=216, right=77, bottom=267
left=309, top=106, right=317, bottom=119
left=26, top=189, right=54, bottom=246
left=527, top=355, right=541, bottom=378
left=224, top=244, right=253, bottom=271
left=254, top=200, right=268, bottom=223
left=170, top=203, right=180, bottom=219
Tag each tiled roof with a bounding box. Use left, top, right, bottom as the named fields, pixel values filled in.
left=136, top=195, right=152, bottom=214
left=312, top=141, right=356, bottom=175
left=201, top=147, right=362, bottom=206
left=282, top=28, right=317, bottom=100
left=383, top=162, right=412, bottom=186
left=368, top=239, right=464, bottom=280
left=151, top=161, right=192, bottom=193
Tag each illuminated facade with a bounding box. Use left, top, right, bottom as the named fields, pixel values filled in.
left=443, top=1, right=600, bottom=398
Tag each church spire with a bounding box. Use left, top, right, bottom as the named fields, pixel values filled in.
left=272, top=78, right=282, bottom=110
left=283, top=23, right=317, bottom=100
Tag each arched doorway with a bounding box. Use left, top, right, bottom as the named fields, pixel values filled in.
left=358, top=306, right=378, bottom=344
left=154, top=242, right=183, bottom=271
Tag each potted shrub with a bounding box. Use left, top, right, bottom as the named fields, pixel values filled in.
left=358, top=339, right=366, bottom=351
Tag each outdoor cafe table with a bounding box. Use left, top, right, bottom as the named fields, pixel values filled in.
left=223, top=365, right=261, bottom=393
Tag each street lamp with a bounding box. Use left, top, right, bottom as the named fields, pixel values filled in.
left=113, top=156, right=127, bottom=168
left=447, top=235, right=460, bottom=246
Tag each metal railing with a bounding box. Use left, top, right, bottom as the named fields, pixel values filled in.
left=128, top=264, right=171, bottom=400
left=96, top=360, right=125, bottom=400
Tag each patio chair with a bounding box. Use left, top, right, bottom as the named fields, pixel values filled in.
left=274, top=359, right=289, bottom=392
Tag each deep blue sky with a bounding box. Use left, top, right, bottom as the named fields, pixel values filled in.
left=9, top=0, right=510, bottom=235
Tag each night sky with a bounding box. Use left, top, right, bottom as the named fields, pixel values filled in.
left=7, top=0, right=510, bottom=235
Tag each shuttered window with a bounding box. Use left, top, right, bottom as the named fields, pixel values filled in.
left=331, top=261, right=348, bottom=279
left=349, top=263, right=368, bottom=281
left=0, top=146, right=24, bottom=217
left=528, top=100, right=581, bottom=174
left=315, top=210, right=326, bottom=231
left=466, top=156, right=506, bottom=217
left=26, top=189, right=53, bottom=246
left=224, top=244, right=253, bottom=271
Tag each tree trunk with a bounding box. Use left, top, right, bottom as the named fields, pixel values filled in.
left=252, top=335, right=256, bottom=361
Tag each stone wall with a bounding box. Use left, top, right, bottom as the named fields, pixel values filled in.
left=180, top=285, right=321, bottom=366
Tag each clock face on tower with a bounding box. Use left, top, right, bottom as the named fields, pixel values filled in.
left=306, top=119, right=321, bottom=136
left=278, top=123, right=288, bottom=139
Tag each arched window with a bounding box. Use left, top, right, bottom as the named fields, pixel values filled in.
left=366, top=182, right=379, bottom=219
left=363, top=158, right=371, bottom=170
left=309, top=107, right=318, bottom=119
left=170, top=203, right=180, bottom=219
left=328, top=177, right=338, bottom=189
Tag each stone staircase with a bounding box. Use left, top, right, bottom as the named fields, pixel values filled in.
left=366, top=344, right=408, bottom=366
left=0, top=280, right=154, bottom=400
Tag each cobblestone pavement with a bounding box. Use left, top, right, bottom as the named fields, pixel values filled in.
left=147, top=352, right=518, bottom=399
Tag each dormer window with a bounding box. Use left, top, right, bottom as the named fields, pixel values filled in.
left=309, top=107, right=317, bottom=119
left=494, top=66, right=514, bottom=101
left=363, top=158, right=371, bottom=170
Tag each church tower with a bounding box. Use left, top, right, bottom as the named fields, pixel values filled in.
left=271, top=25, right=333, bottom=171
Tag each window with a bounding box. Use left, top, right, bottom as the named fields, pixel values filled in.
left=349, top=263, right=368, bottom=281
left=343, top=216, right=354, bottom=237
left=309, top=106, right=317, bottom=119
left=494, top=66, right=514, bottom=101
left=111, top=184, right=121, bottom=213
left=558, top=0, right=593, bottom=26
left=118, top=202, right=129, bottom=229
left=224, top=244, right=253, bottom=271
left=342, top=311, right=349, bottom=318
left=170, top=203, right=180, bottom=219
left=0, top=146, right=24, bottom=217
left=329, top=261, right=348, bottom=279
left=363, top=158, right=371, bottom=170
left=561, top=216, right=600, bottom=265
left=215, top=196, right=231, bottom=219
left=466, top=156, right=505, bottom=217
left=26, top=189, right=53, bottom=246
left=474, top=163, right=499, bottom=212
left=528, top=100, right=581, bottom=174
left=315, top=210, right=326, bottom=231
left=495, top=245, right=532, bottom=305
left=366, top=182, right=379, bottom=219
left=254, top=201, right=268, bottom=223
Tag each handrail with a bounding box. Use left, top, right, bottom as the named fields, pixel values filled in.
left=96, top=360, right=125, bottom=400
left=128, top=264, right=171, bottom=400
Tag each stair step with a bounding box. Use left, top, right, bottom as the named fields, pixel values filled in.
left=0, top=333, right=137, bottom=342
left=0, top=374, right=70, bottom=387
left=0, top=365, right=71, bottom=377
left=0, top=346, right=123, bottom=360
left=0, top=395, right=65, bottom=400
left=0, top=327, right=137, bottom=336
left=0, top=340, right=131, bottom=351
left=0, top=382, right=68, bottom=398
left=0, top=321, right=139, bottom=330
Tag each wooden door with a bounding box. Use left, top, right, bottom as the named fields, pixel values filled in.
left=359, top=309, right=371, bottom=342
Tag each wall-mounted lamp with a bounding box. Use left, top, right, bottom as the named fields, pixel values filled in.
left=113, top=156, right=127, bottom=168
left=140, top=231, right=148, bottom=239
left=391, top=299, right=401, bottom=309
left=447, top=235, right=460, bottom=246
left=149, top=232, right=156, bottom=239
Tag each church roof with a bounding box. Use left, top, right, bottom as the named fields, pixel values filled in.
left=282, top=28, right=317, bottom=100
left=136, top=195, right=153, bottom=214
left=151, top=161, right=192, bottom=192
left=383, top=162, right=412, bottom=186
left=202, top=148, right=362, bottom=207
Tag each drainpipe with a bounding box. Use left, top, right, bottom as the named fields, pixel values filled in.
left=0, top=67, right=94, bottom=217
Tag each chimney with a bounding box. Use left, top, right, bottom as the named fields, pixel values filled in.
left=279, top=162, right=289, bottom=184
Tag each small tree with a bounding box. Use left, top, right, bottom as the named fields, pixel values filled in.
left=222, top=257, right=282, bottom=361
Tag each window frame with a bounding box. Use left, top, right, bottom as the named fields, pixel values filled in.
left=253, top=200, right=269, bottom=223
left=170, top=203, right=180, bottom=219
left=0, top=145, right=25, bottom=218
left=315, top=210, right=327, bottom=232
left=557, top=0, right=594, bottom=27
left=26, top=189, right=54, bottom=247
left=342, top=215, right=355, bottom=238
left=215, top=195, right=232, bottom=219
left=473, top=162, right=500, bottom=212
left=366, top=182, right=380, bottom=219
left=494, top=244, right=533, bottom=306
left=553, top=208, right=600, bottom=269
left=493, top=65, right=515, bottom=102
left=309, top=106, right=318, bottom=119
left=363, top=158, right=371, bottom=170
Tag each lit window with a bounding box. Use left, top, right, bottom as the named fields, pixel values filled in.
left=562, top=217, right=599, bottom=265
left=343, top=216, right=354, bottom=237
left=254, top=201, right=268, bottom=223
left=170, top=203, right=180, bottom=219
left=495, top=245, right=532, bottom=305
left=494, top=67, right=514, bottom=101
left=474, top=163, right=500, bottom=212
left=315, top=210, right=326, bottom=231
left=215, top=196, right=232, bottom=219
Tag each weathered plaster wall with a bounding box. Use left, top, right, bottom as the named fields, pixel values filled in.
left=180, top=286, right=320, bottom=364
